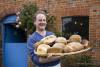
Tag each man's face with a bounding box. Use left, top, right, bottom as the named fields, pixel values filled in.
left=34, top=14, right=47, bottom=30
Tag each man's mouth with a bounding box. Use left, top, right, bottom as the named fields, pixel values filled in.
left=39, top=23, right=46, bottom=26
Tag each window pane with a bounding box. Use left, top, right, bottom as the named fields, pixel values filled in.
left=62, top=16, right=89, bottom=40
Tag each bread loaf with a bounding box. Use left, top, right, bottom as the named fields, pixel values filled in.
left=37, top=44, right=50, bottom=56
left=64, top=45, right=74, bottom=53
left=81, top=39, right=89, bottom=48
left=69, top=35, right=81, bottom=42
left=55, top=37, right=67, bottom=44
left=47, top=47, right=63, bottom=53
left=64, top=42, right=84, bottom=53
left=40, top=35, right=57, bottom=44
left=53, top=43, right=65, bottom=49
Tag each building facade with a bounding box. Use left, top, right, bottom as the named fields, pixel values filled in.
left=0, top=0, right=100, bottom=67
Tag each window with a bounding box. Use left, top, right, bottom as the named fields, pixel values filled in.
left=62, top=16, right=89, bottom=40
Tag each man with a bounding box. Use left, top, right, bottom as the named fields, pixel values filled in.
left=27, top=10, right=61, bottom=67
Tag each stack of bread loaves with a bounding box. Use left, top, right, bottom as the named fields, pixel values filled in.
left=35, top=35, right=89, bottom=56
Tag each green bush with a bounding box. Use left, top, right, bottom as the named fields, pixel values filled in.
left=20, top=3, right=38, bottom=35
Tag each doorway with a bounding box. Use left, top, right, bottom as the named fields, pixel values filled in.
left=2, top=15, right=27, bottom=67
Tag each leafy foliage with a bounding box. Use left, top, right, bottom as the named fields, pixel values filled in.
left=19, top=3, right=38, bottom=35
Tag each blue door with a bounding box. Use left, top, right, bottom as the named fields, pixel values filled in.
left=2, top=15, right=28, bottom=67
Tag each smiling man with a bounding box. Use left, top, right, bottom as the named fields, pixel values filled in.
left=27, top=10, right=61, bottom=67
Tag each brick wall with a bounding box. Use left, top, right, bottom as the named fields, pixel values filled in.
left=0, top=1, right=23, bottom=20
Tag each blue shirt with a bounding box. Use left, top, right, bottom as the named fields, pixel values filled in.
left=27, top=31, right=60, bottom=67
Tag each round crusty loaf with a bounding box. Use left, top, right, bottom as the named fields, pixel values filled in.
left=81, top=39, right=89, bottom=48
left=69, top=42, right=84, bottom=51
left=35, top=41, right=44, bottom=50
left=64, top=45, right=74, bottom=53
left=53, top=43, right=65, bottom=49
left=55, top=37, right=67, bottom=44
left=47, top=43, right=65, bottom=53
left=37, top=44, right=50, bottom=56
left=69, top=35, right=82, bottom=42
left=64, top=42, right=84, bottom=53
left=40, top=35, right=57, bottom=45
left=47, top=47, right=63, bottom=53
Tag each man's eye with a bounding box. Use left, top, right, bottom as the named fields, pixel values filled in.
left=43, top=19, right=46, bottom=21
left=38, top=19, right=46, bottom=21
left=39, top=20, right=42, bottom=21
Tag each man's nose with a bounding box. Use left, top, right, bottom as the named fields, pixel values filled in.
left=41, top=20, right=46, bottom=23
left=42, top=21, right=46, bottom=23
